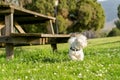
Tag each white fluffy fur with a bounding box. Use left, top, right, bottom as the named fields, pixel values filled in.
left=68, top=34, right=87, bottom=61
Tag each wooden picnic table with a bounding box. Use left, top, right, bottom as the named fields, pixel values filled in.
left=0, top=4, right=70, bottom=59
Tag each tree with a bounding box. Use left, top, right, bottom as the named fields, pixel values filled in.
left=107, top=28, right=120, bottom=37
left=24, top=0, right=105, bottom=33
left=67, top=0, right=105, bottom=32
left=115, top=4, right=120, bottom=30
left=25, top=0, right=38, bottom=12
left=35, top=0, right=55, bottom=16
left=115, top=20, right=120, bottom=30
left=4, top=0, right=32, bottom=7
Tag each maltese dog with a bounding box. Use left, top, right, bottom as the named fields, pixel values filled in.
left=68, top=33, right=87, bottom=61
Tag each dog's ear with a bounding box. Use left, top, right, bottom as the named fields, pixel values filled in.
left=81, top=38, right=87, bottom=48
left=76, top=35, right=87, bottom=48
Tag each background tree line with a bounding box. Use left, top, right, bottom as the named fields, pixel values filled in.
left=108, top=4, right=120, bottom=37
left=22, top=0, right=105, bottom=34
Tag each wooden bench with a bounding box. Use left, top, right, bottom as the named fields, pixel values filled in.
left=0, top=33, right=70, bottom=45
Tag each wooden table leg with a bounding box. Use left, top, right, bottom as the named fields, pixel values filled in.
left=6, top=43, right=14, bottom=60
left=51, top=44, right=57, bottom=52
left=5, top=11, right=14, bottom=60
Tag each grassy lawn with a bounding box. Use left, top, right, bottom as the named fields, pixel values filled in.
left=0, top=36, right=120, bottom=80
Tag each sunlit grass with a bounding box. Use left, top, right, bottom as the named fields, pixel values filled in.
left=0, top=36, right=120, bottom=80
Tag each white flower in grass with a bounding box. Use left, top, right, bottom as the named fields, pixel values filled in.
left=57, top=66, right=60, bottom=69
left=21, top=58, right=23, bottom=61
left=100, top=64, right=104, bottom=67
left=54, top=72, right=57, bottom=75
left=73, top=73, right=76, bottom=75
left=17, top=66, right=19, bottom=69
left=64, top=68, right=67, bottom=71
left=17, top=78, right=21, bottom=80
left=33, top=68, right=37, bottom=71
left=96, top=69, right=103, bottom=77
left=39, top=65, right=43, bottom=68
left=108, top=64, right=112, bottom=67
left=78, top=73, right=82, bottom=78
left=2, top=69, right=4, bottom=72
left=31, top=78, right=34, bottom=80
left=97, top=73, right=102, bottom=77
left=28, top=70, right=31, bottom=73
left=86, top=69, right=89, bottom=72
left=25, top=76, right=28, bottom=79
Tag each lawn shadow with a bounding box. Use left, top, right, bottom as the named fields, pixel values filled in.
left=0, top=54, right=6, bottom=59
left=42, top=57, right=59, bottom=63
left=90, top=41, right=120, bottom=46
left=42, top=57, right=70, bottom=63
left=41, top=51, right=70, bottom=63
left=99, top=41, right=120, bottom=45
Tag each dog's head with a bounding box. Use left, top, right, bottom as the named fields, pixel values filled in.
left=68, top=33, right=87, bottom=49
left=75, top=34, right=87, bottom=48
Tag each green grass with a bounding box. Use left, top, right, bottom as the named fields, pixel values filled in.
left=0, top=36, right=120, bottom=80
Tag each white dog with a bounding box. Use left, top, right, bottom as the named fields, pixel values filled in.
left=68, top=33, right=87, bottom=61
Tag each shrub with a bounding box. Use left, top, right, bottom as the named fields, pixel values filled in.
left=107, top=28, right=120, bottom=37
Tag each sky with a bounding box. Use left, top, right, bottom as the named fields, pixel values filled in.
left=99, top=0, right=120, bottom=30
left=97, top=0, right=107, bottom=2
left=100, top=0, right=120, bottom=22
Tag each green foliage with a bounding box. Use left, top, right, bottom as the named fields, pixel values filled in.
left=107, top=28, right=120, bottom=37
left=115, top=20, right=120, bottom=30
left=24, top=0, right=105, bottom=33
left=36, top=0, right=55, bottom=16
left=117, top=4, right=120, bottom=19
left=115, top=5, right=120, bottom=30
left=25, top=0, right=38, bottom=12
left=57, top=15, right=68, bottom=33
left=67, top=0, right=77, bottom=11
left=70, top=0, right=105, bottom=32
left=22, top=23, right=47, bottom=33
left=58, top=0, right=68, bottom=11
left=0, top=37, right=120, bottom=79
left=93, top=30, right=108, bottom=38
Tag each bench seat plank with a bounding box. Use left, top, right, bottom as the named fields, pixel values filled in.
left=10, top=33, right=70, bottom=38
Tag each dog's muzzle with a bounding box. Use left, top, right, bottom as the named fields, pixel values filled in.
left=70, top=47, right=81, bottom=51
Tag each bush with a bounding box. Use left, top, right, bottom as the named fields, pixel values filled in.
left=107, top=28, right=120, bottom=37
left=95, top=31, right=108, bottom=38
